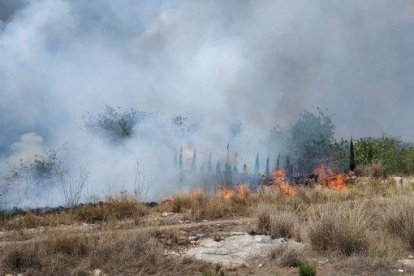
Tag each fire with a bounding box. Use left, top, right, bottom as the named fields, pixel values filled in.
left=159, top=198, right=174, bottom=206
left=314, top=166, right=347, bottom=192
left=219, top=186, right=234, bottom=200
left=218, top=184, right=251, bottom=201
left=272, top=169, right=297, bottom=196
left=236, top=184, right=250, bottom=200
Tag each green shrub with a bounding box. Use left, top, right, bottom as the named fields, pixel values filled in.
left=299, top=263, right=316, bottom=276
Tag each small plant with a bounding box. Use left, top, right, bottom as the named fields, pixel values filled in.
left=299, top=263, right=316, bottom=276
left=270, top=212, right=297, bottom=239
left=201, top=264, right=225, bottom=276
left=270, top=244, right=304, bottom=267
left=257, top=211, right=271, bottom=234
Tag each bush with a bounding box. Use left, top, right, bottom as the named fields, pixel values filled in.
left=84, top=105, right=146, bottom=142
left=269, top=244, right=304, bottom=267
left=74, top=193, right=149, bottom=222
left=307, top=203, right=368, bottom=255
left=368, top=163, right=384, bottom=178
left=381, top=199, right=414, bottom=251
left=257, top=211, right=271, bottom=234
left=299, top=263, right=316, bottom=276
left=354, top=135, right=414, bottom=175
left=160, top=189, right=249, bottom=220
left=270, top=212, right=297, bottom=239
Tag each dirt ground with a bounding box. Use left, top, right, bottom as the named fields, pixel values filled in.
left=0, top=212, right=410, bottom=275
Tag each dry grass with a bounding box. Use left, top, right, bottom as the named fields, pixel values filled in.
left=0, top=231, right=208, bottom=275
left=147, top=227, right=189, bottom=247
left=74, top=195, right=149, bottom=222
left=256, top=211, right=271, bottom=234
left=306, top=202, right=369, bottom=255
left=159, top=189, right=251, bottom=220
left=269, top=212, right=298, bottom=239
left=2, top=194, right=149, bottom=230
left=2, top=177, right=414, bottom=274
left=368, top=163, right=385, bottom=178
left=381, top=198, right=414, bottom=251
left=269, top=243, right=305, bottom=267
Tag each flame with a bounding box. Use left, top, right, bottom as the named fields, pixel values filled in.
left=160, top=198, right=174, bottom=206
left=272, top=169, right=297, bottom=196
left=219, top=186, right=234, bottom=200
left=236, top=184, right=250, bottom=200
left=218, top=184, right=251, bottom=200
left=314, top=166, right=347, bottom=192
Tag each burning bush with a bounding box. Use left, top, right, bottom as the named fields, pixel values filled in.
left=314, top=166, right=347, bottom=192
left=160, top=188, right=252, bottom=220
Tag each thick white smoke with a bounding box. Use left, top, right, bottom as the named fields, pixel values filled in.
left=1, top=0, right=414, bottom=207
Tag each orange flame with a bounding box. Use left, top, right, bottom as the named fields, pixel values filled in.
left=219, top=186, right=234, bottom=200
left=272, top=169, right=297, bottom=196
left=236, top=184, right=250, bottom=200
left=314, top=166, right=347, bottom=192
left=159, top=198, right=174, bottom=206
left=218, top=184, right=251, bottom=201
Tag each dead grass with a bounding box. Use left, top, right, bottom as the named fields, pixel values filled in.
left=74, top=194, right=149, bottom=222
left=3, top=194, right=149, bottom=230
left=256, top=211, right=271, bottom=234
left=2, top=178, right=414, bottom=274
left=306, top=203, right=369, bottom=255
left=269, top=243, right=305, bottom=267
left=368, top=163, right=385, bottom=178
left=159, top=189, right=250, bottom=220
left=0, top=231, right=208, bottom=275
left=147, top=227, right=189, bottom=247
left=270, top=212, right=298, bottom=239
left=380, top=198, right=414, bottom=251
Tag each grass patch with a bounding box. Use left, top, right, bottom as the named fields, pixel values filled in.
left=307, top=203, right=369, bottom=255
left=269, top=243, right=305, bottom=267
left=299, top=263, right=316, bottom=276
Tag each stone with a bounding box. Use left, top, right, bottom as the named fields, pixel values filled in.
left=229, top=231, right=244, bottom=236
left=399, top=259, right=414, bottom=268
left=185, top=233, right=304, bottom=267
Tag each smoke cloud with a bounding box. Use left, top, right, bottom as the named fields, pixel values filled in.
left=1, top=0, right=413, bottom=207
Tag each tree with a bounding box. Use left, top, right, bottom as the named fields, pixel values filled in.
left=83, top=105, right=146, bottom=142
left=179, top=146, right=183, bottom=171
left=289, top=108, right=337, bottom=173
left=254, top=153, right=260, bottom=175
left=229, top=121, right=242, bottom=138
left=265, top=157, right=270, bottom=176
left=207, top=153, right=212, bottom=173
left=276, top=153, right=280, bottom=171
left=349, top=138, right=356, bottom=172
left=191, top=150, right=197, bottom=172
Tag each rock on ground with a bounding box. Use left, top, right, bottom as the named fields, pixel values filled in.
left=185, top=233, right=303, bottom=267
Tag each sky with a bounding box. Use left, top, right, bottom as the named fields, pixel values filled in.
left=1, top=0, right=414, bottom=206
